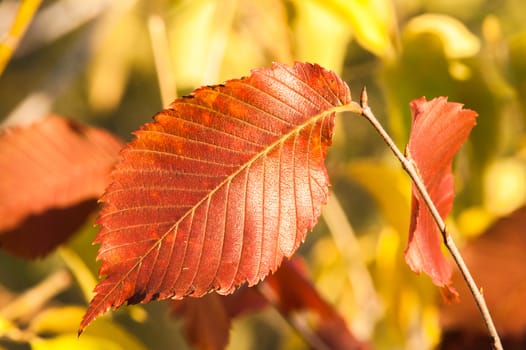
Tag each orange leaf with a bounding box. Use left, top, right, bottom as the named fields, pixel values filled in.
left=0, top=116, right=123, bottom=258
left=170, top=285, right=266, bottom=350
left=405, top=97, right=477, bottom=295
left=171, top=293, right=231, bottom=350
left=264, top=259, right=367, bottom=350
left=440, top=206, right=526, bottom=347
left=80, top=62, right=351, bottom=332
left=171, top=258, right=366, bottom=349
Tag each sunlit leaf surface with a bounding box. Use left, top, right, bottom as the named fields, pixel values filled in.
left=81, top=62, right=351, bottom=332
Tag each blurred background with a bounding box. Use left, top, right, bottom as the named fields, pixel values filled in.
left=1, top=0, right=525, bottom=349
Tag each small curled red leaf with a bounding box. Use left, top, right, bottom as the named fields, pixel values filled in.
left=80, top=62, right=351, bottom=332
left=405, top=97, right=477, bottom=296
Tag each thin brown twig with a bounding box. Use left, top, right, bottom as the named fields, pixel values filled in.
left=350, top=87, right=503, bottom=350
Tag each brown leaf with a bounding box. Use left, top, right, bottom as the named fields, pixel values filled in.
left=170, top=285, right=266, bottom=350
left=440, top=206, right=526, bottom=349
left=0, top=116, right=123, bottom=258
left=171, top=293, right=231, bottom=350
left=81, top=62, right=351, bottom=332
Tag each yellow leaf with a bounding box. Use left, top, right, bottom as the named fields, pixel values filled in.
left=291, top=0, right=352, bottom=73
left=58, top=247, right=97, bottom=303
left=29, top=306, right=146, bottom=350
left=31, top=335, right=121, bottom=350
left=219, top=0, right=293, bottom=82
left=310, top=0, right=395, bottom=58
left=88, top=1, right=144, bottom=113
left=456, top=206, right=494, bottom=238
left=169, top=0, right=292, bottom=88
left=30, top=306, right=84, bottom=334
left=168, top=0, right=216, bottom=88
left=403, top=14, right=480, bottom=58
left=348, top=160, right=411, bottom=234
left=484, top=158, right=526, bottom=216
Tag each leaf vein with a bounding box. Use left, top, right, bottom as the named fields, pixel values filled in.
left=132, top=132, right=254, bottom=158
left=177, top=100, right=281, bottom=138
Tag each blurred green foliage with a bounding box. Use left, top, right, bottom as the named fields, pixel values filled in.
left=1, top=0, right=525, bottom=349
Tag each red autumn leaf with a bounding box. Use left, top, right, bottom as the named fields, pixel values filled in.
left=171, top=293, right=231, bottom=350
left=171, top=258, right=365, bottom=350
left=170, top=285, right=266, bottom=350
left=440, top=206, right=526, bottom=350
left=80, top=62, right=351, bottom=332
left=0, top=116, right=123, bottom=258
left=405, top=97, right=477, bottom=295
left=263, top=259, right=367, bottom=350
left=216, top=284, right=268, bottom=320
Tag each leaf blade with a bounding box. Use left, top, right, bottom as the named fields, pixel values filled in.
left=405, top=97, right=477, bottom=294
left=0, top=116, right=123, bottom=258
left=81, top=62, right=351, bottom=332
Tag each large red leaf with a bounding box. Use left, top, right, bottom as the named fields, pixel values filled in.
left=80, top=62, right=351, bottom=332
left=0, top=116, right=123, bottom=258
left=405, top=97, right=477, bottom=294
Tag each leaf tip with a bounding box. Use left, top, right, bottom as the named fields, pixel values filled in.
left=440, top=284, right=460, bottom=303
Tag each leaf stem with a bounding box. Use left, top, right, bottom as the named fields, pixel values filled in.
left=355, top=87, right=503, bottom=350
